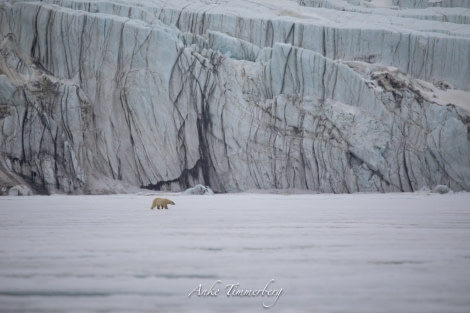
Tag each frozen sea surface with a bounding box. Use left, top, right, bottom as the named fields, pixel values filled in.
left=0, top=192, right=469, bottom=313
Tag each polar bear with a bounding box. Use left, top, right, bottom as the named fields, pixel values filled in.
left=150, top=198, right=175, bottom=210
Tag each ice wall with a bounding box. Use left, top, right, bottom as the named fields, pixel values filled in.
left=0, top=0, right=469, bottom=194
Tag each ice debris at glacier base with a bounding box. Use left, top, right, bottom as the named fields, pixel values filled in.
left=183, top=184, right=215, bottom=195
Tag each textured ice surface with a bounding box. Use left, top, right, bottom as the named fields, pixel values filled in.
left=1, top=0, right=469, bottom=194
left=1, top=192, right=469, bottom=312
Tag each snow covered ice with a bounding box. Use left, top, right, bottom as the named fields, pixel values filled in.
left=1, top=0, right=470, bottom=194
left=1, top=192, right=470, bottom=312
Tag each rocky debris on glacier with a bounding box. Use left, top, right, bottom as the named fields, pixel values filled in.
left=0, top=0, right=469, bottom=195
left=300, top=0, right=470, bottom=9
left=391, top=0, right=470, bottom=8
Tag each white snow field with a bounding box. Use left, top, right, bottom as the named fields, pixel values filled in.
left=1, top=192, right=470, bottom=313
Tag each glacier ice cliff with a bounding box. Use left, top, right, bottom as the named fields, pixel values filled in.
left=0, top=0, right=469, bottom=194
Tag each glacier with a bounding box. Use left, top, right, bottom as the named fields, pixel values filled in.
left=0, top=0, right=469, bottom=194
